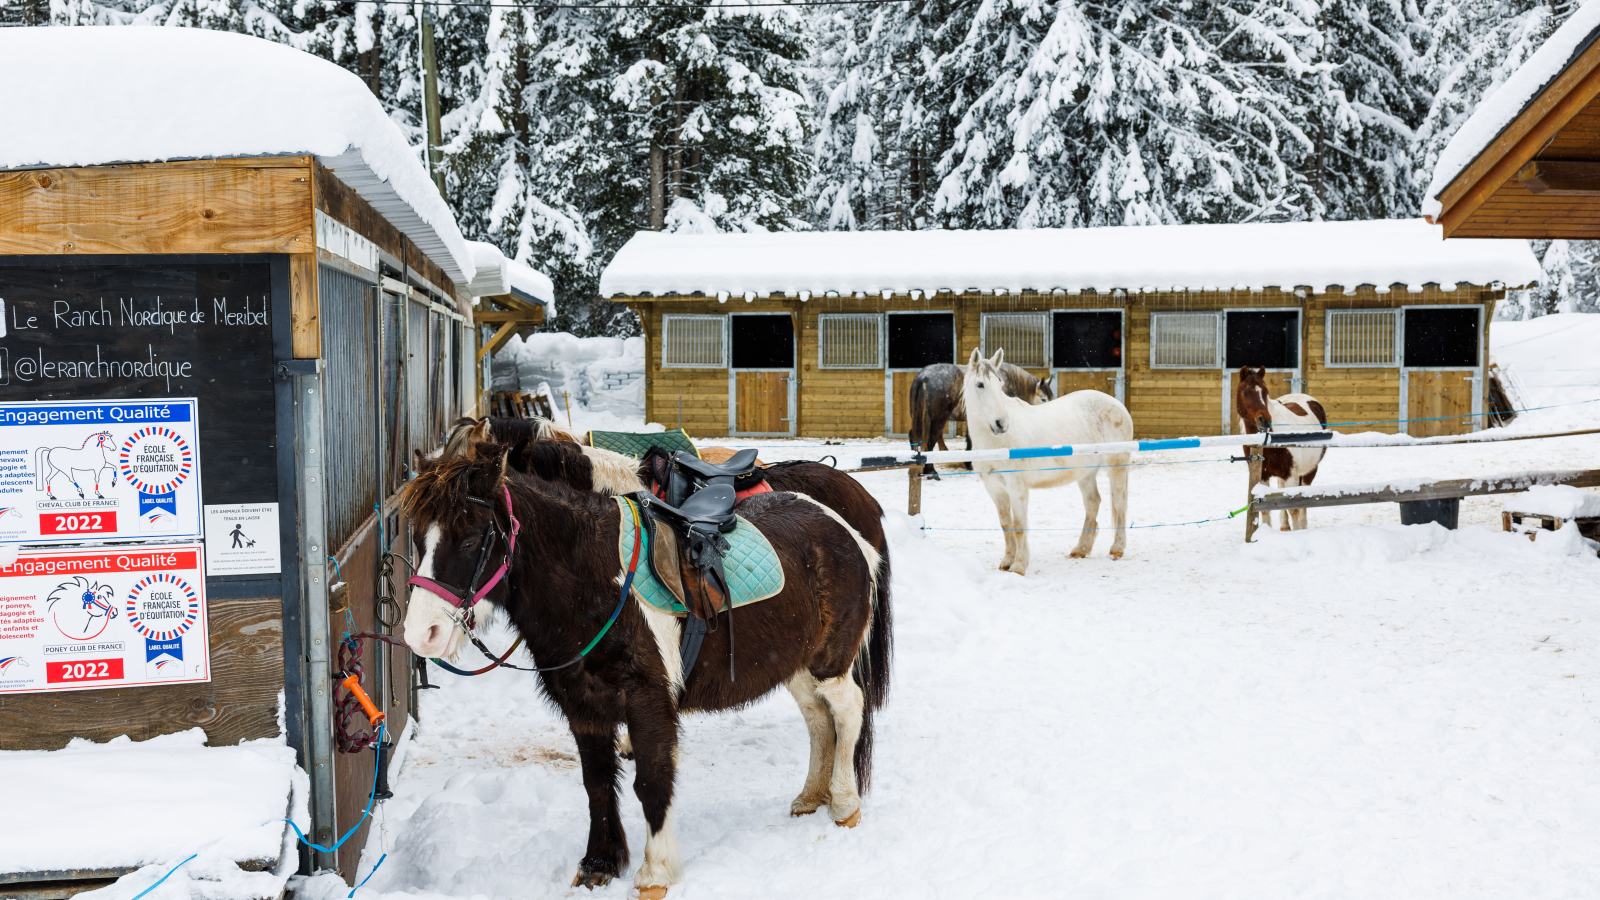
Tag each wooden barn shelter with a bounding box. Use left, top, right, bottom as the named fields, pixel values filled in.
left=1426, top=2, right=1600, bottom=237
left=467, top=240, right=556, bottom=361
left=600, top=220, right=1541, bottom=440
left=0, top=26, right=550, bottom=888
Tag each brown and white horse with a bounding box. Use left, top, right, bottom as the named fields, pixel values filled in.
left=401, top=452, right=887, bottom=898
left=1235, top=366, right=1329, bottom=530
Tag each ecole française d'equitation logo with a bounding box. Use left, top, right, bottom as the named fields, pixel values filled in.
left=117, top=427, right=193, bottom=495
left=124, top=573, right=199, bottom=642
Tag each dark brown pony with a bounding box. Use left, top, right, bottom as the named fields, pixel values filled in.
left=907, top=361, right=1053, bottom=477
left=401, top=452, right=886, bottom=897
left=1236, top=366, right=1329, bottom=530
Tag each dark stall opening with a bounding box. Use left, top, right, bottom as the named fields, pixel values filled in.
left=1053, top=312, right=1122, bottom=368
left=1403, top=308, right=1479, bottom=368
left=888, top=313, right=954, bottom=369
left=730, top=314, right=795, bottom=369
left=1226, top=311, right=1300, bottom=369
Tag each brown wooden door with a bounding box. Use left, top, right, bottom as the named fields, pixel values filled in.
left=1407, top=371, right=1475, bottom=437
left=1229, top=370, right=1295, bottom=430
left=1057, top=370, right=1118, bottom=398
left=891, top=371, right=918, bottom=435
left=734, top=371, right=790, bottom=434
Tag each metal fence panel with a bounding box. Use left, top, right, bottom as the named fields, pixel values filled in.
left=1150, top=311, right=1221, bottom=368
left=1327, top=309, right=1399, bottom=367
left=818, top=314, right=882, bottom=368
left=981, top=313, right=1048, bottom=368
left=407, top=300, right=430, bottom=464
left=319, top=265, right=379, bottom=552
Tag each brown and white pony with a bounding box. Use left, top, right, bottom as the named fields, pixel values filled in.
left=441, top=421, right=891, bottom=677
left=400, top=452, right=887, bottom=897
left=1235, top=366, right=1329, bottom=530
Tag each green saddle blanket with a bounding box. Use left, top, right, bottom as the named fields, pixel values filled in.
left=588, top=428, right=698, bottom=459
left=614, top=496, right=785, bottom=615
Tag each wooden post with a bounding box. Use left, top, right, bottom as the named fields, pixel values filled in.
left=907, top=465, right=922, bottom=516
left=1244, top=455, right=1263, bottom=542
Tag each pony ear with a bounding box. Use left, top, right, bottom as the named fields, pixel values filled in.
left=472, top=418, right=492, bottom=442
left=989, top=348, right=1005, bottom=368
left=968, top=347, right=982, bottom=368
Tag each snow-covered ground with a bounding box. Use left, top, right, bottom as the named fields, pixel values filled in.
left=295, top=316, right=1600, bottom=900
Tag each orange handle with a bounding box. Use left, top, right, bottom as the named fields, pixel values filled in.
left=341, top=673, right=386, bottom=727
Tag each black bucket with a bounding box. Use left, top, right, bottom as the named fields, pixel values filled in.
left=1399, top=497, right=1460, bottom=530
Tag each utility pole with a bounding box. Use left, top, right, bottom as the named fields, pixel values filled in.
left=420, top=3, right=446, bottom=197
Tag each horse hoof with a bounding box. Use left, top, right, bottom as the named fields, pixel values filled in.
left=636, top=886, right=669, bottom=900
left=1069, top=551, right=1087, bottom=559
left=1109, top=551, right=1123, bottom=560
left=834, top=809, right=862, bottom=828
left=791, top=796, right=827, bottom=816
left=573, top=870, right=614, bottom=889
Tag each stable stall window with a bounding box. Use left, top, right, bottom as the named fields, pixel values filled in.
left=1053, top=312, right=1122, bottom=368
left=662, top=315, right=727, bottom=368
left=1225, top=310, right=1299, bottom=369
left=730, top=314, right=794, bottom=368
left=818, top=314, right=883, bottom=368
left=887, top=312, right=955, bottom=369
left=1150, top=311, right=1221, bottom=368
left=1403, top=308, right=1479, bottom=368
left=981, top=313, right=1048, bottom=368
left=1326, top=309, right=1398, bottom=367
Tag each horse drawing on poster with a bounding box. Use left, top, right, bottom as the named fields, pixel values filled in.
left=35, top=431, right=117, bottom=499
left=47, top=576, right=118, bottom=640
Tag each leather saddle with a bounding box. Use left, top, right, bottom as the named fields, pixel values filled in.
left=647, top=447, right=764, bottom=507
left=632, top=476, right=746, bottom=685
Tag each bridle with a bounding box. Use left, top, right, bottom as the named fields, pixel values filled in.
left=407, top=484, right=520, bottom=631
left=405, top=482, right=643, bottom=676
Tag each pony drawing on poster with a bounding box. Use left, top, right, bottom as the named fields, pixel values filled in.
left=963, top=349, right=1134, bottom=574
left=1235, top=366, right=1329, bottom=530
left=47, top=576, right=117, bottom=640
left=35, top=431, right=117, bottom=499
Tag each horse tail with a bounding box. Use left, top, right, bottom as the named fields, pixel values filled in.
left=34, top=448, right=47, bottom=490
left=852, top=532, right=891, bottom=793
left=908, top=374, right=927, bottom=449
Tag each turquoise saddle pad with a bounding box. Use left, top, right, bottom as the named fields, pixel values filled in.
left=614, top=496, right=785, bottom=615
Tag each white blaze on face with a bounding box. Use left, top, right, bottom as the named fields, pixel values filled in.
left=403, top=523, right=464, bottom=660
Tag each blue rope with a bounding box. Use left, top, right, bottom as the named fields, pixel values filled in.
left=129, top=854, right=198, bottom=900
left=349, top=853, right=388, bottom=897
left=286, top=723, right=387, bottom=853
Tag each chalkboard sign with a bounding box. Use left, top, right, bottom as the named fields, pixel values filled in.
left=0, top=261, right=277, bottom=508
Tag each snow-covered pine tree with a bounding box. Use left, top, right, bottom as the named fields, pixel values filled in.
left=807, top=0, right=962, bottom=230
left=923, top=0, right=1330, bottom=229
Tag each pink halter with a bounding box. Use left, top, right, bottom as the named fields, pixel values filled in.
left=407, top=484, right=520, bottom=627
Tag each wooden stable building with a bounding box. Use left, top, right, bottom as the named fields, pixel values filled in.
left=599, top=220, right=1542, bottom=440
left=0, top=27, right=550, bottom=889
left=1426, top=4, right=1600, bottom=240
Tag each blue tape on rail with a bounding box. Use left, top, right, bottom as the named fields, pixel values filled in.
left=1010, top=445, right=1074, bottom=459
left=1136, top=438, right=1202, bottom=451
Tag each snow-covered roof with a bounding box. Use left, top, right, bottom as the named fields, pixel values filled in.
left=599, top=219, right=1542, bottom=298
left=1424, top=2, right=1600, bottom=218
left=464, top=241, right=556, bottom=311
left=0, top=27, right=475, bottom=287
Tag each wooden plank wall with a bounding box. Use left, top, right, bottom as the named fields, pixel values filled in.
left=0, top=158, right=313, bottom=256
left=0, top=595, right=284, bottom=750
left=631, top=287, right=1499, bottom=440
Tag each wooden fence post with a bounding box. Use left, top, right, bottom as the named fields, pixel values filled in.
left=1244, top=455, right=1263, bottom=542
left=907, top=466, right=922, bottom=516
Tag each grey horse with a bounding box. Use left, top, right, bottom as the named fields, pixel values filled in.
left=907, top=362, right=1053, bottom=477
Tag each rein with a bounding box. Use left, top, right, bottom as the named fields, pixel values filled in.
left=411, top=488, right=644, bottom=676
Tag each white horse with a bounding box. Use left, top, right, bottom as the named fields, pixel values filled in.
left=36, top=431, right=116, bottom=500
left=963, top=349, right=1134, bottom=574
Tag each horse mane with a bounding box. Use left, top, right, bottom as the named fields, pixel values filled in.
left=509, top=439, right=596, bottom=493
left=402, top=451, right=510, bottom=533
left=489, top=416, right=583, bottom=446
